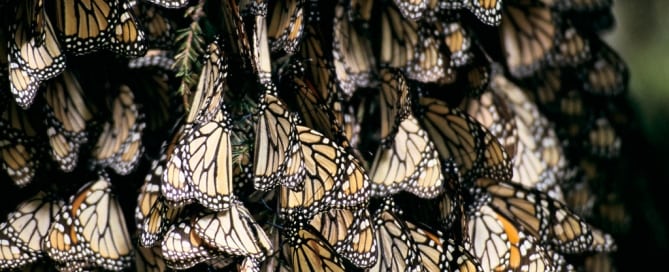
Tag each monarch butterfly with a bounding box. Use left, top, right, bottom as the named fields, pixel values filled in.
left=490, top=74, right=568, bottom=197
left=404, top=217, right=483, bottom=272
left=370, top=114, right=444, bottom=199
left=295, top=19, right=340, bottom=105
left=584, top=116, right=621, bottom=158
left=550, top=250, right=574, bottom=272
left=185, top=41, right=227, bottom=125
left=372, top=1, right=420, bottom=69
left=460, top=47, right=494, bottom=97
left=297, top=11, right=359, bottom=146
left=163, top=41, right=234, bottom=210
left=43, top=71, right=94, bottom=172
left=443, top=239, right=483, bottom=272
left=551, top=22, right=591, bottom=67
left=465, top=207, right=509, bottom=270
left=161, top=121, right=195, bottom=206
left=522, top=131, right=566, bottom=195
left=236, top=257, right=261, bottom=272
left=266, top=0, right=304, bottom=54
left=258, top=230, right=287, bottom=272
left=368, top=198, right=421, bottom=272
left=414, top=41, right=491, bottom=99
left=417, top=96, right=512, bottom=182
left=0, top=227, right=35, bottom=270
left=143, top=0, right=189, bottom=9
left=0, top=191, right=63, bottom=270
left=180, top=108, right=235, bottom=211
left=138, top=196, right=184, bottom=247
left=44, top=174, right=133, bottom=271
left=526, top=68, right=588, bottom=127
left=248, top=13, right=273, bottom=85
left=253, top=91, right=305, bottom=191
left=377, top=69, right=411, bottom=139
left=160, top=220, right=231, bottom=270
left=440, top=21, right=473, bottom=68
left=391, top=0, right=427, bottom=20
left=500, top=0, right=560, bottom=78
left=135, top=156, right=166, bottom=226
left=465, top=203, right=559, bottom=272
left=309, top=208, right=377, bottom=268
left=342, top=210, right=377, bottom=269
left=9, top=0, right=66, bottom=109
left=214, top=0, right=253, bottom=67
left=128, top=49, right=176, bottom=72
left=137, top=157, right=184, bottom=247
left=161, top=41, right=225, bottom=205
left=561, top=89, right=587, bottom=125
left=462, top=90, right=517, bottom=158
left=193, top=201, right=273, bottom=259
left=402, top=0, right=439, bottom=20
left=368, top=69, right=444, bottom=198
left=279, top=125, right=370, bottom=221
left=0, top=98, right=40, bottom=187
left=474, top=178, right=617, bottom=254
left=48, top=0, right=147, bottom=56
left=280, top=61, right=350, bottom=147
left=91, top=85, right=146, bottom=175
left=246, top=207, right=283, bottom=271
left=464, top=0, right=503, bottom=26
left=333, top=1, right=375, bottom=95
left=282, top=225, right=347, bottom=272
left=404, top=26, right=450, bottom=83
left=406, top=218, right=450, bottom=271
left=578, top=39, right=629, bottom=96
left=108, top=4, right=148, bottom=56
left=339, top=102, right=362, bottom=151
left=133, top=3, right=176, bottom=49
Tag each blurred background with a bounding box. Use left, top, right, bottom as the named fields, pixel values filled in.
left=605, top=0, right=669, bottom=268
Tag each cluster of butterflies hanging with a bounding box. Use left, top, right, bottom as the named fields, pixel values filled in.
left=0, top=0, right=631, bottom=271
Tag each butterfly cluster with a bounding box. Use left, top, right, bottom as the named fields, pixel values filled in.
left=0, top=0, right=630, bottom=271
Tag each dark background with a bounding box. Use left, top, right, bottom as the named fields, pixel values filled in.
left=606, top=1, right=669, bottom=269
